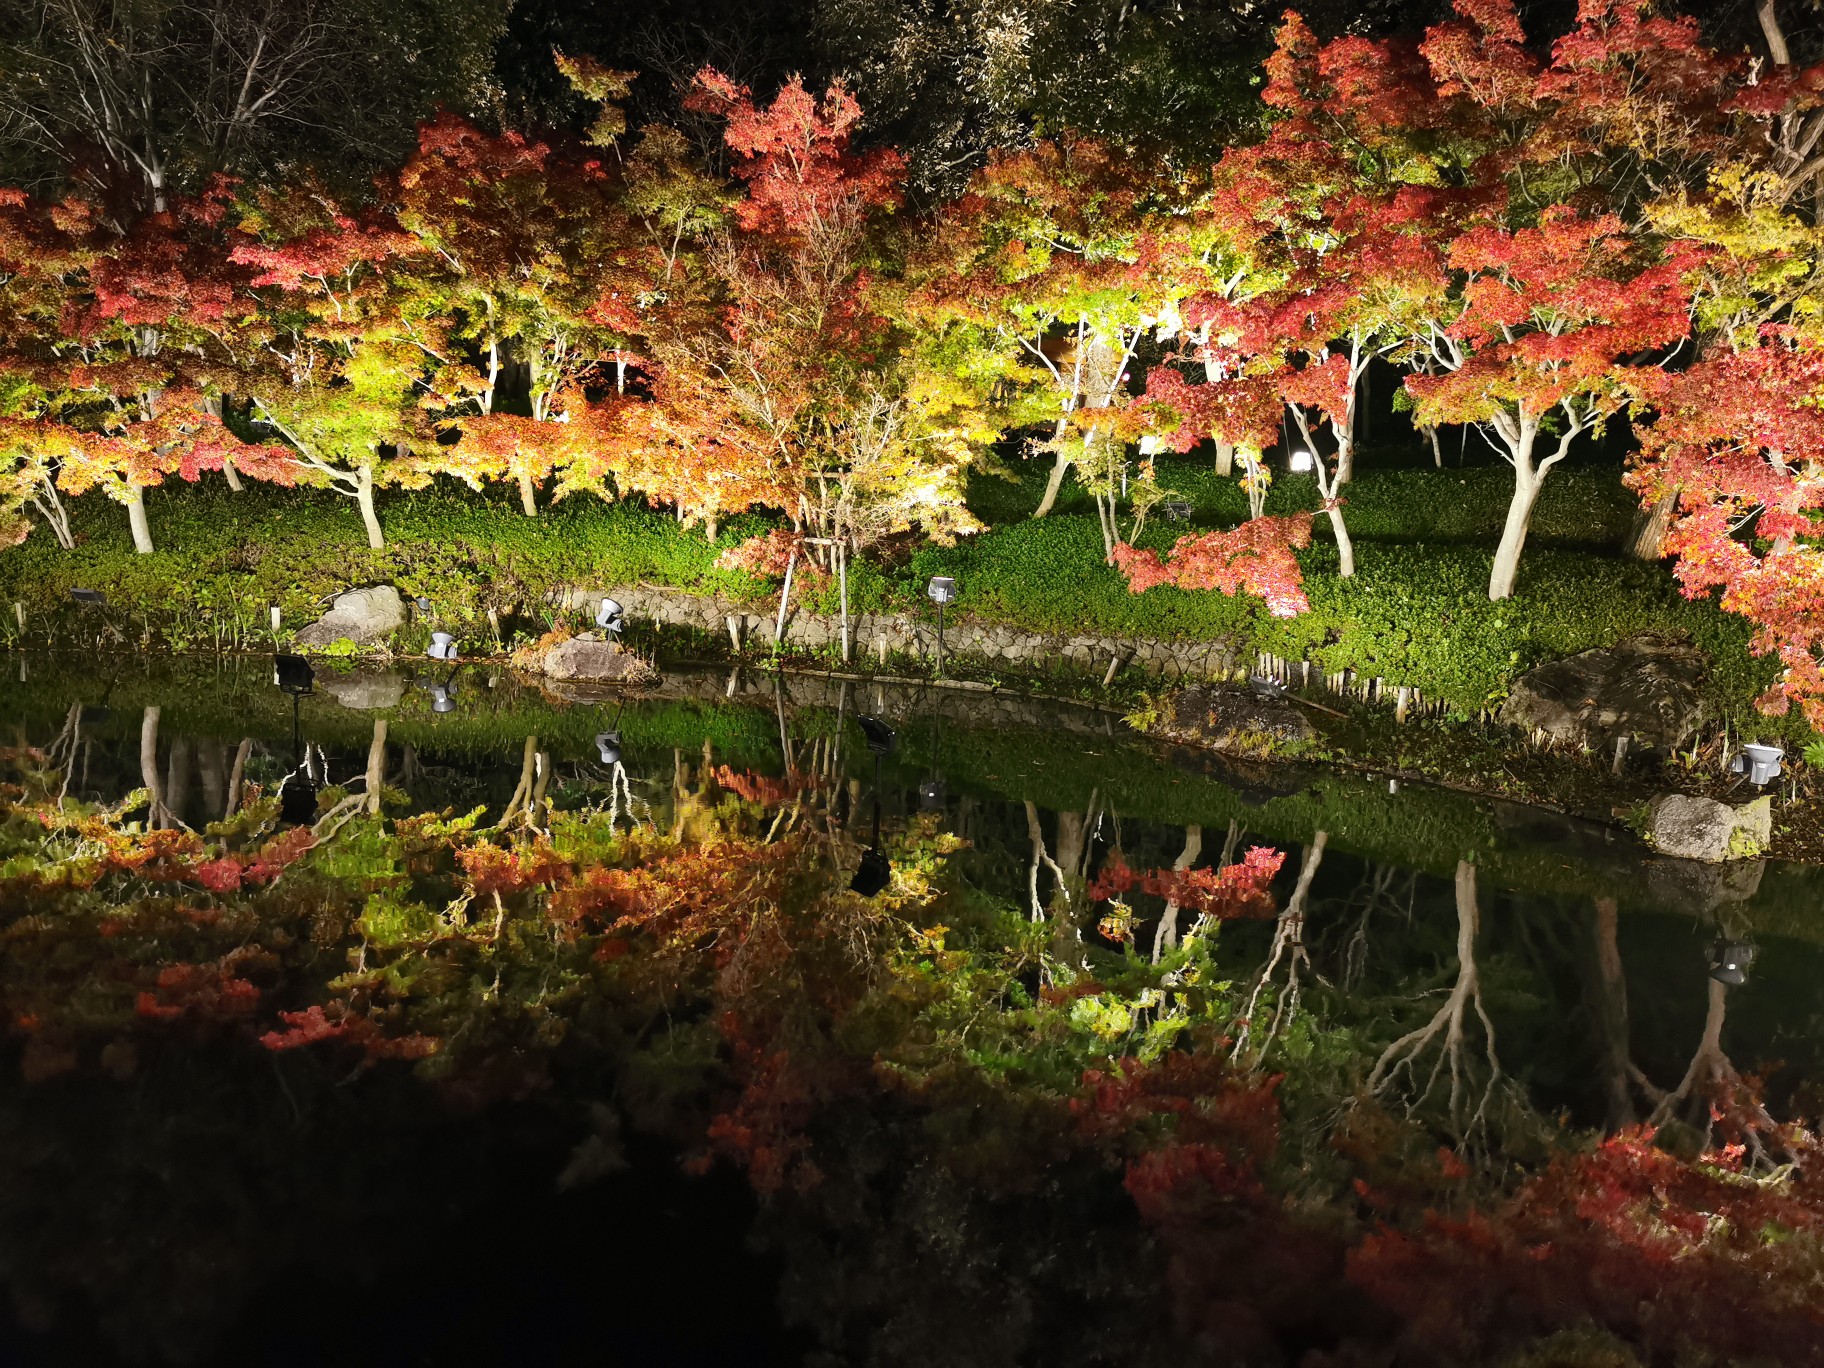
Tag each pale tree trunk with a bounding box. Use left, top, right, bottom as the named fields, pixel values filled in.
left=222, top=458, right=244, bottom=492
left=364, top=719, right=388, bottom=815
left=354, top=463, right=384, bottom=549
left=1626, top=488, right=1676, bottom=560
left=1424, top=426, right=1443, bottom=468
left=1034, top=446, right=1072, bottom=519
left=125, top=485, right=154, bottom=555
left=1489, top=462, right=1546, bottom=601
left=1288, top=406, right=1355, bottom=577
left=1213, top=441, right=1235, bottom=477
left=517, top=469, right=538, bottom=517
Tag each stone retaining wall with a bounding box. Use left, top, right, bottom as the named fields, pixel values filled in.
left=556, top=583, right=1248, bottom=684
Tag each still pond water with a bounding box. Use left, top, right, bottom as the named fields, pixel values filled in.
left=0, top=654, right=1820, bottom=1367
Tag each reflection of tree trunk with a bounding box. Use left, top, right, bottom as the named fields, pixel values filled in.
left=502, top=735, right=538, bottom=827
left=1585, top=897, right=1638, bottom=1130
left=225, top=739, right=252, bottom=819
left=1368, top=860, right=1507, bottom=1142
left=199, top=742, right=225, bottom=823
left=1647, top=978, right=1785, bottom=1163
left=1023, top=800, right=1068, bottom=923
left=1236, top=832, right=1327, bottom=1058
left=364, top=719, right=388, bottom=815
left=163, top=738, right=192, bottom=830
left=1055, top=810, right=1088, bottom=885
left=1151, top=824, right=1203, bottom=963
left=139, top=707, right=165, bottom=827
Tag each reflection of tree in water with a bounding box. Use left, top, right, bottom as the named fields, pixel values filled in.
left=6, top=689, right=1824, bottom=1367
left=1365, top=861, right=1517, bottom=1148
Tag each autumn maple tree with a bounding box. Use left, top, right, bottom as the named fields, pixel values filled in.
left=228, top=185, right=434, bottom=549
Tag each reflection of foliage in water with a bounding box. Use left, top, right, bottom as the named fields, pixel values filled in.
left=3, top=719, right=1824, bottom=1366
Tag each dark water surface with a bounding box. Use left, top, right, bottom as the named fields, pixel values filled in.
left=1, top=654, right=1821, bottom=1366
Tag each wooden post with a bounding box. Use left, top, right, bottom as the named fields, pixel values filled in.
left=1395, top=686, right=1411, bottom=723
left=726, top=614, right=743, bottom=652
left=1612, top=735, right=1629, bottom=775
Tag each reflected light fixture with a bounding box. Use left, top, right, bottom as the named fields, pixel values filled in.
left=1708, top=939, right=1755, bottom=987
left=850, top=848, right=892, bottom=897
left=595, top=730, right=622, bottom=765
left=272, top=654, right=315, bottom=696
left=919, top=778, right=946, bottom=809
left=857, top=715, right=898, bottom=755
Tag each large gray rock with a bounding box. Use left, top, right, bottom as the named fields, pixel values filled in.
left=292, top=586, right=407, bottom=650
left=316, top=670, right=406, bottom=710
left=1153, top=685, right=1315, bottom=756
left=1500, top=635, right=1707, bottom=751
left=1647, top=793, right=1771, bottom=862
left=543, top=637, right=654, bottom=683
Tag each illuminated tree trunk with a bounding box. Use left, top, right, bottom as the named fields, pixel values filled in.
left=164, top=737, right=192, bottom=829
left=517, top=468, right=538, bottom=517
left=125, top=485, right=154, bottom=555
left=1213, top=441, right=1235, bottom=477
left=1034, top=445, right=1072, bottom=519
left=1489, top=465, right=1545, bottom=601
left=354, top=462, right=384, bottom=550
left=1627, top=488, right=1676, bottom=560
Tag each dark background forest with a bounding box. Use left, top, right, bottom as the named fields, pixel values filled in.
left=5, top=0, right=1814, bottom=214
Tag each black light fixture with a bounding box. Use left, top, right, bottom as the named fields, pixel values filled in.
left=925, top=577, right=956, bottom=676
left=1161, top=499, right=1193, bottom=523
left=1248, top=673, right=1287, bottom=700
left=70, top=588, right=106, bottom=605
left=427, top=631, right=459, bottom=662
left=596, top=597, right=625, bottom=635
left=1708, top=939, right=1755, bottom=987
left=919, top=778, right=946, bottom=810
left=415, top=595, right=431, bottom=615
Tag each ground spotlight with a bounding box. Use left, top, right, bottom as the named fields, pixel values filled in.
left=427, top=632, right=459, bottom=661
left=1730, top=743, right=1785, bottom=786
left=70, top=588, right=106, bottom=605
left=596, top=597, right=625, bottom=634
left=1289, top=450, right=1315, bottom=473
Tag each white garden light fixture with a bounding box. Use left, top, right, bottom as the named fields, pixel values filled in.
left=427, top=632, right=459, bottom=661
left=1288, top=450, right=1315, bottom=473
